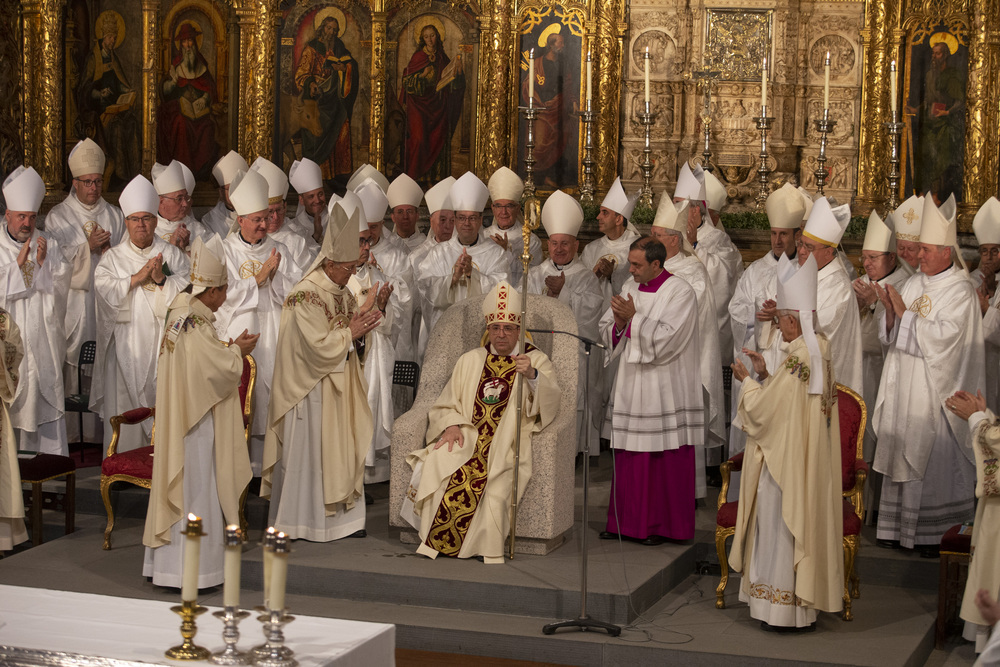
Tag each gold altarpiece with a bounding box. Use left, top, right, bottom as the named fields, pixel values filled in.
left=5, top=0, right=999, bottom=219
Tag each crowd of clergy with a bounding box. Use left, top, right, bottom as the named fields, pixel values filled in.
left=0, top=137, right=999, bottom=643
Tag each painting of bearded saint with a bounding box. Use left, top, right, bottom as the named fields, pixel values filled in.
left=157, top=21, right=219, bottom=180
left=398, top=23, right=465, bottom=186
left=521, top=27, right=577, bottom=188
left=295, top=15, right=358, bottom=185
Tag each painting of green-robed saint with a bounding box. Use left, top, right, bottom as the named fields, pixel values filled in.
left=903, top=28, right=968, bottom=205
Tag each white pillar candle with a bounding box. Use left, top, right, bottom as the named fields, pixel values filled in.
left=262, top=526, right=276, bottom=608
left=823, top=51, right=831, bottom=111
left=528, top=48, right=535, bottom=102
left=890, top=60, right=898, bottom=121
left=644, top=47, right=651, bottom=104
left=586, top=51, right=592, bottom=103
left=222, top=525, right=241, bottom=608
left=180, top=514, right=202, bottom=603
left=761, top=57, right=768, bottom=111
left=269, top=533, right=289, bottom=612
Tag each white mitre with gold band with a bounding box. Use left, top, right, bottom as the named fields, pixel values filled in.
left=119, top=175, right=159, bottom=218
left=488, top=166, right=524, bottom=203
left=212, top=151, right=249, bottom=187
left=973, top=197, right=1000, bottom=246
left=483, top=280, right=522, bottom=326
left=387, top=173, right=423, bottom=209
left=673, top=163, right=707, bottom=203
left=355, top=180, right=390, bottom=224
left=601, top=177, right=639, bottom=220
left=862, top=210, right=896, bottom=253
left=766, top=183, right=807, bottom=230
left=68, top=139, right=106, bottom=178
left=3, top=166, right=45, bottom=213
left=288, top=158, right=323, bottom=194
left=802, top=197, right=851, bottom=247
left=190, top=235, right=228, bottom=295
left=425, top=177, right=455, bottom=214
left=704, top=170, right=726, bottom=212
left=776, top=253, right=823, bottom=394
left=346, top=164, right=389, bottom=194
left=450, top=171, right=490, bottom=212
left=541, top=190, right=583, bottom=238
left=652, top=194, right=693, bottom=254
left=891, top=194, right=924, bottom=242
left=250, top=157, right=289, bottom=204
left=229, top=169, right=269, bottom=217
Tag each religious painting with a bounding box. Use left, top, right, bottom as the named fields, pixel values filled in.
left=513, top=5, right=585, bottom=191
left=158, top=0, right=229, bottom=181
left=901, top=22, right=968, bottom=205
left=66, top=2, right=143, bottom=191
left=276, top=2, right=371, bottom=191
left=386, top=11, right=476, bottom=188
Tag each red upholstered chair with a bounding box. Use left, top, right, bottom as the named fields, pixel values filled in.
left=714, top=383, right=868, bottom=621
left=100, top=355, right=256, bottom=550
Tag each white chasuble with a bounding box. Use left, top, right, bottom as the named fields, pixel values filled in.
left=694, top=222, right=744, bottom=364
left=368, top=237, right=415, bottom=361
left=580, top=228, right=640, bottom=310
left=154, top=214, right=212, bottom=250
left=480, top=224, right=543, bottom=286
left=200, top=201, right=236, bottom=239
left=409, top=235, right=444, bottom=363
left=92, top=238, right=190, bottom=451
left=403, top=344, right=560, bottom=563
left=0, top=310, right=27, bottom=551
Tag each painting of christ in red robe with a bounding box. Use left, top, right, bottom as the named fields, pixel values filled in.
left=156, top=19, right=220, bottom=181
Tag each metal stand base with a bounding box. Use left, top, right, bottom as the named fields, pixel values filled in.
left=542, top=615, right=622, bottom=636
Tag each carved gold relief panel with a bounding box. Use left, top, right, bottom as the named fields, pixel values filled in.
left=704, top=9, right=772, bottom=83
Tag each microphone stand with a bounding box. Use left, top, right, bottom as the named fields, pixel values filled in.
left=530, top=329, right=621, bottom=637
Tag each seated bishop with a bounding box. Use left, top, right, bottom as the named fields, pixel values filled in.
left=417, top=172, right=511, bottom=342
left=526, top=190, right=603, bottom=456
left=92, top=175, right=191, bottom=453
left=262, top=200, right=383, bottom=542
left=142, top=236, right=258, bottom=589
left=201, top=151, right=249, bottom=238
left=730, top=254, right=844, bottom=630
left=215, top=168, right=302, bottom=476
left=402, top=281, right=561, bottom=563
left=152, top=160, right=211, bottom=252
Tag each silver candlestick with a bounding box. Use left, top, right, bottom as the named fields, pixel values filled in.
left=814, top=108, right=837, bottom=196
left=209, top=607, right=251, bottom=665
left=639, top=100, right=656, bottom=208
left=885, top=120, right=903, bottom=210
left=754, top=107, right=775, bottom=211
left=253, top=609, right=296, bottom=667
left=579, top=99, right=596, bottom=204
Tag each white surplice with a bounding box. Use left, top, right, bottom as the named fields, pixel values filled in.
left=480, top=223, right=543, bottom=287
left=0, top=228, right=72, bottom=454
left=200, top=200, right=236, bottom=239
left=368, top=236, right=415, bottom=361
left=694, top=222, right=744, bottom=364
left=91, top=238, right=190, bottom=452
left=580, top=227, right=641, bottom=310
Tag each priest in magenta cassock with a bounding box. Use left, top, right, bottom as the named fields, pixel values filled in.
left=91, top=175, right=190, bottom=453
left=402, top=281, right=561, bottom=563
left=0, top=166, right=71, bottom=455
left=262, top=200, right=383, bottom=542
left=730, top=254, right=844, bottom=630
left=142, top=236, right=257, bottom=589
left=599, top=237, right=703, bottom=545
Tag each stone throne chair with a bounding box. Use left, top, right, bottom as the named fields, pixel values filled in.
left=389, top=293, right=579, bottom=556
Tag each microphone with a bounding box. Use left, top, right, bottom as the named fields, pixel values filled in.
left=527, top=328, right=607, bottom=350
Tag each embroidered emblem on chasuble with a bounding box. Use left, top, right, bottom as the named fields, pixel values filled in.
left=83, top=220, right=98, bottom=238
left=285, top=290, right=353, bottom=328
left=425, top=343, right=537, bottom=557
left=0, top=312, right=17, bottom=386
left=239, top=259, right=263, bottom=279
left=909, top=294, right=932, bottom=318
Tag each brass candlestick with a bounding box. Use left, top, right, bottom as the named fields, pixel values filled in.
left=166, top=600, right=211, bottom=661
left=579, top=98, right=596, bottom=204
left=754, top=108, right=775, bottom=211
left=209, top=607, right=252, bottom=665
left=638, top=101, right=656, bottom=208
left=885, top=120, right=904, bottom=210
left=814, top=109, right=837, bottom=196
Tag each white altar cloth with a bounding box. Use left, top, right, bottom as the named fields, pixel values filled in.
left=0, top=585, right=395, bottom=666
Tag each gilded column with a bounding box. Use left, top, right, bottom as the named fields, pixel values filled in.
left=141, top=0, right=160, bottom=173
left=854, top=0, right=896, bottom=215
left=248, top=0, right=279, bottom=161
left=960, top=0, right=1000, bottom=226
left=592, top=0, right=627, bottom=192
left=21, top=0, right=66, bottom=195
left=234, top=1, right=256, bottom=159
left=370, top=2, right=387, bottom=172
left=475, top=0, right=513, bottom=177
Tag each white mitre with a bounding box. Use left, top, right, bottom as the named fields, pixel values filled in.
left=488, top=167, right=524, bottom=203
left=652, top=194, right=693, bottom=254
left=229, top=169, right=268, bottom=217
left=704, top=170, right=726, bottom=212
left=776, top=253, right=822, bottom=394
left=541, top=190, right=583, bottom=238
left=673, top=163, right=707, bottom=203
left=119, top=175, right=159, bottom=217
left=2, top=166, right=45, bottom=212
left=601, top=177, right=639, bottom=220
left=68, top=138, right=105, bottom=178
left=387, top=173, right=423, bottom=209
left=766, top=184, right=807, bottom=230
left=483, top=280, right=522, bottom=326
left=346, top=164, right=389, bottom=194
left=176, top=161, right=196, bottom=196
left=919, top=193, right=957, bottom=247
left=973, top=197, right=1000, bottom=246
left=450, top=172, right=490, bottom=212
left=212, top=151, right=249, bottom=187
left=797, top=186, right=815, bottom=221
left=288, top=158, right=323, bottom=194
left=355, top=180, right=390, bottom=224
left=862, top=210, right=897, bottom=253
left=190, top=235, right=228, bottom=295
left=151, top=161, right=186, bottom=195
left=250, top=157, right=289, bottom=203
left=425, top=177, right=456, bottom=214
left=330, top=190, right=364, bottom=224
left=803, top=197, right=851, bottom=247
left=891, top=194, right=924, bottom=242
